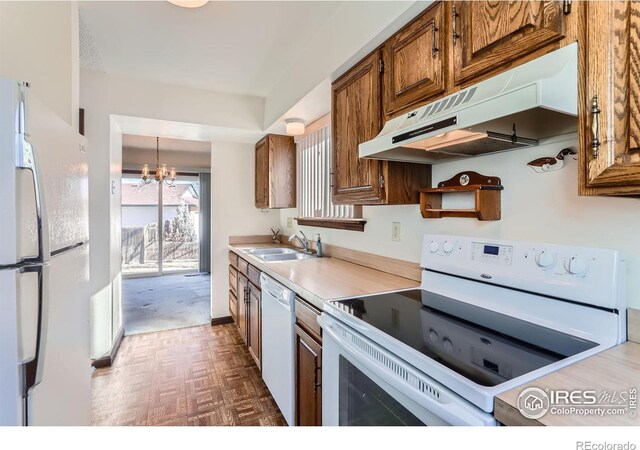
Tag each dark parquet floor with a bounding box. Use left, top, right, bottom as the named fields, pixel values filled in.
left=92, top=324, right=286, bottom=426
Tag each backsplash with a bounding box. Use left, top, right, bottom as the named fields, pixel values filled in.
left=280, top=133, right=640, bottom=308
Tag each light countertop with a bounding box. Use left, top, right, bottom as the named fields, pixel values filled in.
left=494, top=341, right=640, bottom=426
left=228, top=243, right=419, bottom=310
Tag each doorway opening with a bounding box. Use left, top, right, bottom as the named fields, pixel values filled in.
left=120, top=135, right=211, bottom=335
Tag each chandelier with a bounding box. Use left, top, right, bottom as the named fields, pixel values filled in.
left=141, top=137, right=176, bottom=185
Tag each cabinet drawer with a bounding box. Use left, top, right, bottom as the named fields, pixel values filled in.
left=229, top=290, right=237, bottom=320
left=248, top=264, right=261, bottom=287
left=229, top=251, right=238, bottom=268
left=229, top=266, right=238, bottom=296
left=238, top=257, right=249, bottom=276
left=295, top=297, right=322, bottom=342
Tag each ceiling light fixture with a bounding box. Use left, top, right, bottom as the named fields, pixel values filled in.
left=285, top=118, right=305, bottom=136
left=168, top=1, right=209, bottom=8
left=141, top=137, right=176, bottom=185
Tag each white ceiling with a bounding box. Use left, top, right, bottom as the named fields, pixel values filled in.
left=79, top=1, right=342, bottom=97
left=122, top=134, right=211, bottom=153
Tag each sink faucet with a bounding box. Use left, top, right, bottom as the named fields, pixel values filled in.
left=289, top=231, right=312, bottom=254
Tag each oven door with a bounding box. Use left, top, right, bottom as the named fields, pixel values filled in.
left=319, top=314, right=496, bottom=426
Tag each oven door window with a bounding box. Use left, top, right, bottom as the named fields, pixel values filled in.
left=339, top=356, right=425, bottom=426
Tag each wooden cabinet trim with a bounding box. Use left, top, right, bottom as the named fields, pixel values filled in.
left=294, top=323, right=322, bottom=426
left=382, top=1, right=447, bottom=117
left=453, top=1, right=566, bottom=85
left=295, top=297, right=322, bottom=342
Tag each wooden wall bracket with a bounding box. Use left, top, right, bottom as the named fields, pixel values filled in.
left=418, top=171, right=503, bottom=221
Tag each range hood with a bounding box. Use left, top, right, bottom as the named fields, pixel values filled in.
left=359, top=43, right=578, bottom=164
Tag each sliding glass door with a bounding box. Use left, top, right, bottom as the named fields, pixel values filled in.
left=161, top=176, right=200, bottom=273
left=121, top=175, right=201, bottom=277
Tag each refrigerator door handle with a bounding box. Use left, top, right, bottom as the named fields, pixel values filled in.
left=16, top=82, right=50, bottom=264
left=19, top=263, right=49, bottom=399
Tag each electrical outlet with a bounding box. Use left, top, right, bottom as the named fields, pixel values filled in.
left=287, top=217, right=293, bottom=228
left=392, top=222, right=401, bottom=242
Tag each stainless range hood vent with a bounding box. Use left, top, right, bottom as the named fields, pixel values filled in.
left=359, top=43, right=578, bottom=164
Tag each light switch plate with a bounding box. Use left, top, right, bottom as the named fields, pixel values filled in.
left=287, top=217, right=293, bottom=228
left=392, top=222, right=401, bottom=241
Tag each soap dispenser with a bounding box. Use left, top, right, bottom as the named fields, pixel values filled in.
left=316, top=233, right=323, bottom=257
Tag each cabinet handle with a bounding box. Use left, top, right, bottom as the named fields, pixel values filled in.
left=432, top=22, right=439, bottom=57
left=591, top=95, right=601, bottom=158
left=313, top=358, right=321, bottom=394
left=452, top=6, right=459, bottom=46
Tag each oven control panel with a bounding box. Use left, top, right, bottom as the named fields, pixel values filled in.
left=470, top=242, right=513, bottom=266
left=421, top=234, right=624, bottom=311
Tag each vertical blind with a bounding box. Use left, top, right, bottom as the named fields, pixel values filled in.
left=297, top=125, right=357, bottom=219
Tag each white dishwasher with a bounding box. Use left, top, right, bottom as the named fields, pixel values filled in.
left=260, top=273, right=296, bottom=425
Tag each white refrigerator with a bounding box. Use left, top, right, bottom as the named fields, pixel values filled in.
left=0, top=78, right=91, bottom=425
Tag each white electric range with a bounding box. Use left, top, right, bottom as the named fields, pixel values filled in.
left=318, top=234, right=626, bottom=426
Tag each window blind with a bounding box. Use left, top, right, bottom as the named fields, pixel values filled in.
left=297, top=125, right=357, bottom=219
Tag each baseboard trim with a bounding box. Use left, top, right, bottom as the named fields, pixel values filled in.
left=91, top=326, right=124, bottom=369
left=211, top=316, right=234, bottom=326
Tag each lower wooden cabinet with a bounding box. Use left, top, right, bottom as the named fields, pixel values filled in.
left=247, top=282, right=262, bottom=369
left=229, top=253, right=262, bottom=370
left=294, top=323, right=322, bottom=426
left=237, top=273, right=249, bottom=343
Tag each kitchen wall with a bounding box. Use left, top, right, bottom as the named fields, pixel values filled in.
left=0, top=1, right=79, bottom=129
left=80, top=69, right=276, bottom=357
left=280, top=133, right=640, bottom=309
left=210, top=141, right=280, bottom=318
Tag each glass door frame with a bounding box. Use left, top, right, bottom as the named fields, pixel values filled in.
left=121, top=170, right=201, bottom=279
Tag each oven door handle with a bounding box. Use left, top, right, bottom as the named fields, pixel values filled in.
left=322, top=320, right=494, bottom=426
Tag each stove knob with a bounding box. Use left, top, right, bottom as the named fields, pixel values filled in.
left=443, top=241, right=454, bottom=254
left=565, top=256, right=588, bottom=275
left=443, top=338, right=453, bottom=352
left=429, top=330, right=439, bottom=343
left=429, top=241, right=439, bottom=253
left=536, top=250, right=555, bottom=268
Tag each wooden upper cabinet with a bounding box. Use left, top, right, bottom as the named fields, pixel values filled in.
left=580, top=1, right=640, bottom=195
left=255, top=134, right=296, bottom=209
left=382, top=2, right=447, bottom=118
left=332, top=51, right=432, bottom=205
left=332, top=51, right=385, bottom=204
left=452, top=1, right=566, bottom=85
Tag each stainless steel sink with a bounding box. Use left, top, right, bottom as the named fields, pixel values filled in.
left=247, top=248, right=299, bottom=256
left=244, top=247, right=315, bottom=262
left=258, top=252, right=316, bottom=262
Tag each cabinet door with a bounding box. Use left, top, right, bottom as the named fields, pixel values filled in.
left=295, top=324, right=322, bottom=426
left=453, top=1, right=565, bottom=85
left=332, top=51, right=385, bottom=204
left=382, top=2, right=446, bottom=117
left=255, top=137, right=269, bottom=208
left=580, top=1, right=640, bottom=195
left=248, top=284, right=261, bottom=370
left=237, top=274, right=249, bottom=344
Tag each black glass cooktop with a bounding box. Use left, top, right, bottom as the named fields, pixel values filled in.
left=331, top=289, right=597, bottom=387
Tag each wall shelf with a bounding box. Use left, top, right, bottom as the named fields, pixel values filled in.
left=418, top=171, right=503, bottom=221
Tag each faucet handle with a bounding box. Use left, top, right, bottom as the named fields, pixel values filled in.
left=299, top=230, right=308, bottom=241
